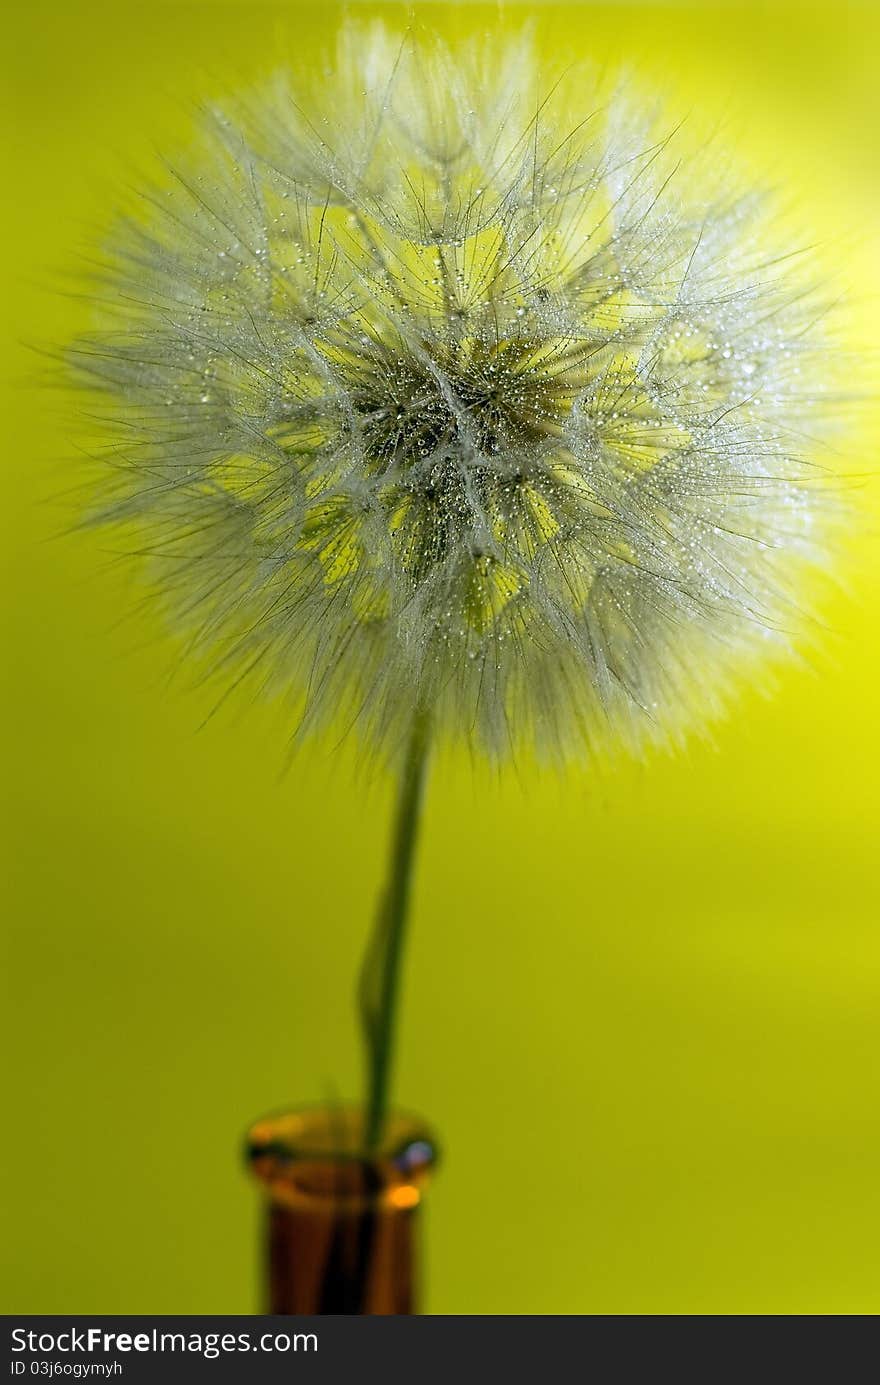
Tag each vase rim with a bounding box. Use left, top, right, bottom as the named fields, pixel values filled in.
left=245, top=1104, right=437, bottom=1211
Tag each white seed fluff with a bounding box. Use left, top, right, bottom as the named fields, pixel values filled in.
left=72, top=24, right=836, bottom=760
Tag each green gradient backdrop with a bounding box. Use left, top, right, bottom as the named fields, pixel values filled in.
left=3, top=0, right=879, bottom=1315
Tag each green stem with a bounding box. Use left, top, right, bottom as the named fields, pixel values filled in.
left=360, top=710, right=431, bottom=1152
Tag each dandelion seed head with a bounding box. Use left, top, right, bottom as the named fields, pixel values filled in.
left=72, top=23, right=839, bottom=761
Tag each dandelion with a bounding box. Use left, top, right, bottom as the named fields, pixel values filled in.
left=71, top=23, right=837, bottom=1148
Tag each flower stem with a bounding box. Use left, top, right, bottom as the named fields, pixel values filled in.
left=360, top=710, right=431, bottom=1152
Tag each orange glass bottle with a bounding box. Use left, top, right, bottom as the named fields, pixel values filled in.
left=246, top=1106, right=437, bottom=1315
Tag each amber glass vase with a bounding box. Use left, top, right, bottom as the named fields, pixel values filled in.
left=246, top=1106, right=437, bottom=1315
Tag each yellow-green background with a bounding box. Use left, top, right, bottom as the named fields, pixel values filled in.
left=2, top=0, right=879, bottom=1315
